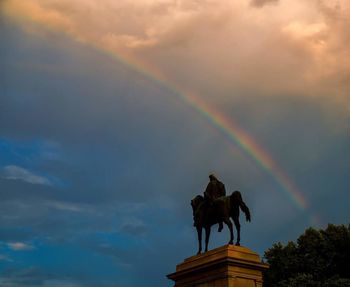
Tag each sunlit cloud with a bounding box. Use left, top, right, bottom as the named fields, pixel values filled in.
left=2, top=0, right=349, bottom=108
left=7, top=242, right=34, bottom=251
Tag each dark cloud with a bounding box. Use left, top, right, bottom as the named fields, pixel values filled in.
left=0, top=226, right=34, bottom=242
left=120, top=221, right=148, bottom=236
left=79, top=236, right=132, bottom=266
left=0, top=266, right=116, bottom=287
left=0, top=267, right=45, bottom=286
left=250, top=0, right=279, bottom=7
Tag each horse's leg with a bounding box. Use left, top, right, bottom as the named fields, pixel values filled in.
left=196, top=226, right=202, bottom=254
left=224, top=218, right=234, bottom=245
left=233, top=217, right=241, bottom=246
left=204, top=227, right=211, bottom=252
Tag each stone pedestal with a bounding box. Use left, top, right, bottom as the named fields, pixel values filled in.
left=167, top=245, right=269, bottom=287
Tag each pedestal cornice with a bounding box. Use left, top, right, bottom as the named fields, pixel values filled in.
left=167, top=245, right=269, bottom=287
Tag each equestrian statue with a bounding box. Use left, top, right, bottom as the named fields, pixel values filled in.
left=191, top=174, right=251, bottom=254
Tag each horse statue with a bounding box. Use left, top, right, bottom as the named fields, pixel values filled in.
left=191, top=190, right=251, bottom=254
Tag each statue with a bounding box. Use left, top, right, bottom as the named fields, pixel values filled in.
left=204, top=174, right=226, bottom=200
left=191, top=177, right=251, bottom=254
left=203, top=174, right=226, bottom=232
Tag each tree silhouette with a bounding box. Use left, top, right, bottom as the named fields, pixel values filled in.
left=264, top=224, right=350, bottom=287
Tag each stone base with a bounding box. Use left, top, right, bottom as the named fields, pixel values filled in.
left=167, top=245, right=269, bottom=287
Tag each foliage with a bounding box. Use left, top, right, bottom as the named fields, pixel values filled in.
left=263, top=224, right=350, bottom=287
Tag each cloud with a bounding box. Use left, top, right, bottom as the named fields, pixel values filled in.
left=0, top=1, right=340, bottom=108
left=0, top=2, right=350, bottom=286
left=0, top=267, right=44, bottom=286
left=2, top=165, right=52, bottom=186
left=1, top=0, right=350, bottom=110
left=7, top=242, right=34, bottom=251
left=90, top=243, right=131, bottom=265
left=0, top=196, right=150, bottom=247
left=43, top=200, right=90, bottom=213
left=0, top=254, right=13, bottom=262
left=0, top=267, right=89, bottom=287
left=120, top=218, right=148, bottom=236
left=39, top=279, right=85, bottom=287
left=250, top=0, right=279, bottom=7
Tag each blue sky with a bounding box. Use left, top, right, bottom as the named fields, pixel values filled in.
left=1, top=1, right=350, bottom=286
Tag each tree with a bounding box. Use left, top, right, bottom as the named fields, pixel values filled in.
left=263, top=224, right=350, bottom=287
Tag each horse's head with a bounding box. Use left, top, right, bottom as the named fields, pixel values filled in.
left=191, top=195, right=204, bottom=212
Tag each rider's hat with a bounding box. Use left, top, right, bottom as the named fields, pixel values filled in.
left=209, top=174, right=217, bottom=181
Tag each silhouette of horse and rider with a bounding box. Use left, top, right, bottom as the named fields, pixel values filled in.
left=191, top=174, right=251, bottom=254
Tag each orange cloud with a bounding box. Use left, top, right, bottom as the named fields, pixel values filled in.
left=250, top=0, right=279, bottom=8
left=2, top=0, right=350, bottom=110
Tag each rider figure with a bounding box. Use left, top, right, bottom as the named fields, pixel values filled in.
left=204, top=174, right=226, bottom=201
left=204, top=174, right=226, bottom=232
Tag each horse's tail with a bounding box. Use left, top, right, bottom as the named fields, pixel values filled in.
left=231, top=191, right=251, bottom=222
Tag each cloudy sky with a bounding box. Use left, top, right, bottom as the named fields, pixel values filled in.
left=0, top=0, right=349, bottom=286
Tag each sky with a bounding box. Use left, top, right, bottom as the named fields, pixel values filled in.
left=0, top=0, right=349, bottom=286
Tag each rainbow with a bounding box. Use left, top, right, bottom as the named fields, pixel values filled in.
left=105, top=53, right=322, bottom=225
left=5, top=7, right=319, bottom=223
left=105, top=54, right=310, bottom=210
left=126, top=63, right=321, bottom=224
